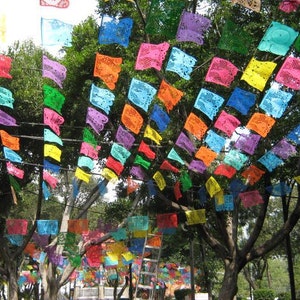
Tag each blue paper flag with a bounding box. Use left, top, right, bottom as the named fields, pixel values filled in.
left=150, top=104, right=170, bottom=132
left=204, top=130, right=226, bottom=153
left=89, top=84, right=115, bottom=115
left=258, top=151, right=284, bottom=172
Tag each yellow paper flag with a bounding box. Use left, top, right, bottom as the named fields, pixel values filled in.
left=205, top=176, right=222, bottom=198
left=144, top=125, right=162, bottom=145
left=75, top=167, right=91, bottom=183
left=153, top=171, right=166, bottom=191
left=241, top=57, right=276, bottom=91
left=44, top=144, right=61, bottom=162
left=101, top=167, right=118, bottom=181
left=214, top=190, right=224, bottom=205
left=185, top=209, right=206, bottom=225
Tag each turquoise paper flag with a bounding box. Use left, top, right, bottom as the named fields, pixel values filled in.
left=44, top=128, right=63, bottom=146
left=167, top=148, right=184, bottom=165
left=110, top=143, right=131, bottom=165
left=3, top=147, right=22, bottom=163
left=0, top=87, right=14, bottom=109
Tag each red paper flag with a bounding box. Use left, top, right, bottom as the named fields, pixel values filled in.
left=174, top=181, right=182, bottom=201
left=160, top=160, right=179, bottom=173
left=157, top=213, right=178, bottom=228
left=0, top=54, right=12, bottom=79
left=127, top=177, right=140, bottom=195
left=68, top=219, right=89, bottom=234
left=106, top=156, right=124, bottom=176
left=6, top=219, right=28, bottom=235
left=138, top=140, right=156, bottom=160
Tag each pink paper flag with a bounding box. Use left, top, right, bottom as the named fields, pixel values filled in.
left=6, top=161, right=24, bottom=179
left=239, top=190, right=264, bottom=208
left=43, top=170, right=59, bottom=189
left=0, top=54, right=12, bottom=79
left=80, top=142, right=101, bottom=160
left=214, top=111, right=241, bottom=137
left=205, top=57, right=239, bottom=87
left=44, top=108, right=64, bottom=136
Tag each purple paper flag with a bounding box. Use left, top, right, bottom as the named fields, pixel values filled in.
left=116, top=125, right=135, bottom=149
left=0, top=109, right=17, bottom=126
left=175, top=132, right=195, bottom=155
left=86, top=107, right=109, bottom=134
left=42, top=55, right=67, bottom=89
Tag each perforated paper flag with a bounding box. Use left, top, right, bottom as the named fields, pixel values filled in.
left=239, top=190, right=264, bottom=208
left=258, top=151, right=283, bottom=172
left=116, top=125, right=135, bottom=150
left=214, top=111, right=241, bottom=137
left=86, top=107, right=109, bottom=134
left=205, top=176, right=222, bottom=198
left=42, top=56, right=67, bottom=89
left=246, top=113, right=275, bottom=138
left=205, top=57, right=239, bottom=87
left=135, top=42, right=169, bottom=70
left=98, top=16, right=133, bottom=48
left=194, top=88, right=224, bottom=120
left=271, top=138, right=296, bottom=159
left=89, top=84, right=115, bottom=115
left=44, top=108, right=64, bottom=136
left=204, top=130, right=226, bottom=154
left=121, top=104, right=144, bottom=134
left=258, top=21, right=298, bottom=56
left=93, top=53, right=122, bottom=90
left=231, top=0, right=261, bottom=12
left=0, top=54, right=12, bottom=79
left=176, top=10, right=211, bottom=45
left=144, top=125, right=162, bottom=145
left=241, top=58, right=277, bottom=91
left=0, top=87, right=14, bottom=109
left=150, top=104, right=170, bottom=132
left=0, top=130, right=19, bottom=150
left=185, top=209, right=206, bottom=225
left=153, top=171, right=166, bottom=191
left=40, top=0, right=69, bottom=8
left=195, top=146, right=218, bottom=167
left=175, top=132, right=195, bottom=155
left=184, top=113, right=208, bottom=140
left=275, top=56, right=300, bottom=90
left=241, top=165, right=265, bottom=185
left=166, top=47, right=197, bottom=80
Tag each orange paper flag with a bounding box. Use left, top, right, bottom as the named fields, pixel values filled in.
left=121, top=104, right=144, bottom=134
left=93, top=53, right=122, bottom=90
left=184, top=113, right=208, bottom=140
left=195, top=146, right=218, bottom=167
left=0, top=130, right=20, bottom=150
left=246, top=112, right=275, bottom=138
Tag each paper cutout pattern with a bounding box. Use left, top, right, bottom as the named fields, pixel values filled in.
left=0, top=87, right=14, bottom=109
left=214, top=111, right=241, bottom=137
left=40, top=0, right=69, bottom=8
left=184, top=113, right=208, bottom=140
left=239, top=190, right=264, bottom=208
left=258, top=21, right=298, bottom=56
left=231, top=0, right=261, bottom=12
left=89, top=84, right=115, bottom=115
left=42, top=56, right=67, bottom=89
left=135, top=42, right=169, bottom=70
left=246, top=112, right=275, bottom=138
left=205, top=57, right=239, bottom=87
left=0, top=54, right=12, bottom=79
left=176, top=10, right=211, bottom=45
left=121, top=104, right=144, bottom=134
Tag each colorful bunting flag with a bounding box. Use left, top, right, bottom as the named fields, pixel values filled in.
left=174, top=181, right=182, bottom=201
left=214, top=110, right=241, bottom=137
left=77, top=156, right=94, bottom=170
left=98, top=16, right=133, bottom=47
left=185, top=209, right=206, bottom=225
left=195, top=146, right=218, bottom=167
left=116, top=125, right=135, bottom=150
left=134, top=155, right=151, bottom=169
left=43, top=170, right=58, bottom=189
left=144, top=125, right=162, bottom=145
left=215, top=194, right=234, bottom=212
left=0, top=87, right=14, bottom=109
left=234, top=132, right=261, bottom=155
left=80, top=142, right=100, bottom=160
left=121, top=104, right=144, bottom=135
left=224, top=149, right=248, bottom=170
left=157, top=213, right=178, bottom=229
left=42, top=56, right=67, bottom=89
left=205, top=57, right=239, bottom=87
left=86, top=107, right=109, bottom=135
left=110, top=142, right=131, bottom=165
left=138, top=140, right=156, bottom=160
left=135, top=42, right=169, bottom=70
left=37, top=220, right=59, bottom=235
left=271, top=138, right=296, bottom=159
left=6, top=219, right=28, bottom=235
left=127, top=177, right=140, bottom=195
left=83, top=128, right=97, bottom=147
left=130, top=165, right=146, bottom=180
left=153, top=171, right=166, bottom=191
left=176, top=10, right=211, bottom=45
left=241, top=57, right=277, bottom=91
left=258, top=151, right=283, bottom=172
left=188, top=159, right=207, bottom=174
left=127, top=216, right=149, bottom=231
left=205, top=176, right=222, bottom=198
left=150, top=104, right=170, bottom=132
left=3, top=147, right=22, bottom=163
left=175, top=132, right=195, bottom=155
left=279, top=0, right=299, bottom=13
left=166, top=47, right=197, bottom=80
left=93, top=53, right=122, bottom=90
left=41, top=18, right=73, bottom=47
left=246, top=112, right=276, bottom=138
left=42, top=181, right=51, bottom=200
left=68, top=219, right=89, bottom=234
left=229, top=179, right=247, bottom=198
left=44, top=128, right=63, bottom=146
left=157, top=80, right=183, bottom=112
left=160, top=160, right=179, bottom=173
left=217, top=19, right=253, bottom=55
left=194, top=88, right=225, bottom=120
left=89, top=84, right=115, bottom=115
left=184, top=112, right=208, bottom=140
left=275, top=56, right=300, bottom=90
left=6, top=162, right=24, bottom=179
left=226, top=87, right=256, bottom=115
left=231, top=0, right=261, bottom=12
left=259, top=88, right=293, bottom=118
left=0, top=54, right=12, bottom=79
left=0, top=14, right=6, bottom=43
left=106, top=156, right=124, bottom=175
left=204, top=130, right=226, bottom=154
left=44, top=159, right=61, bottom=174
left=40, top=0, right=69, bottom=8
left=0, top=109, right=17, bottom=126
left=180, top=171, right=192, bottom=192
left=239, top=190, right=264, bottom=208
left=75, top=167, right=91, bottom=183
left=86, top=244, right=102, bottom=268
left=214, top=164, right=236, bottom=179
left=167, top=148, right=185, bottom=165
left=266, top=182, right=292, bottom=196
left=241, top=165, right=265, bottom=185
left=128, top=78, right=156, bottom=112
left=101, top=167, right=118, bottom=181
left=44, top=144, right=61, bottom=162
left=44, top=108, right=64, bottom=136
left=0, top=130, right=19, bottom=150
left=258, top=21, right=298, bottom=56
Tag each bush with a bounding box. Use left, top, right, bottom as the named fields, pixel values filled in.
left=253, top=288, right=275, bottom=300
left=174, top=289, right=192, bottom=300
left=277, top=292, right=291, bottom=300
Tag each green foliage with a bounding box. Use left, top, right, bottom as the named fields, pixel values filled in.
left=253, top=288, right=275, bottom=300
left=277, top=292, right=291, bottom=300
left=174, top=288, right=192, bottom=300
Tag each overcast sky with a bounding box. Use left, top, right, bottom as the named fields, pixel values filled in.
left=0, top=0, right=98, bottom=53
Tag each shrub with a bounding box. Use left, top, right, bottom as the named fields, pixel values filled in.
left=277, top=292, right=291, bottom=300
left=174, top=289, right=192, bottom=300
left=253, top=288, right=275, bottom=300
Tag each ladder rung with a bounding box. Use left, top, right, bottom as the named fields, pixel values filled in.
left=141, top=271, right=157, bottom=276
left=143, top=258, right=158, bottom=263
left=137, top=284, right=153, bottom=290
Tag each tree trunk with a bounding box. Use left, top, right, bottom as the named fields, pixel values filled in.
left=218, top=260, right=239, bottom=300
left=40, top=262, right=60, bottom=300
left=7, top=262, right=18, bottom=300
